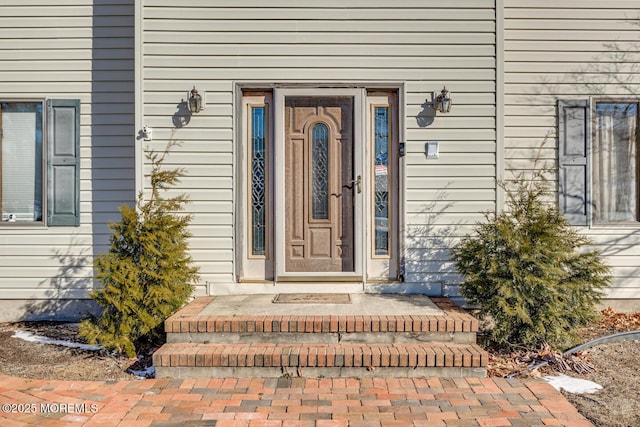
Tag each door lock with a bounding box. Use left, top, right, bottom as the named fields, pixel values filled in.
left=346, top=175, right=362, bottom=194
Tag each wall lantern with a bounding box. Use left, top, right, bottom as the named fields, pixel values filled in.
left=188, top=86, right=204, bottom=113
left=434, top=86, right=452, bottom=114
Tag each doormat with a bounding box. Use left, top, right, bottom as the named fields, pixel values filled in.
left=272, top=293, right=351, bottom=304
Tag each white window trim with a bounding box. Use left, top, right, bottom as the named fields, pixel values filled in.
left=589, top=97, right=640, bottom=228
left=0, top=99, right=46, bottom=227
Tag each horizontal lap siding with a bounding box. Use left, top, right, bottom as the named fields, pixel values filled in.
left=505, top=0, right=640, bottom=300
left=143, top=1, right=497, bottom=293
left=0, top=1, right=135, bottom=302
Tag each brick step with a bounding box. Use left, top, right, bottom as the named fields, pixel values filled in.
left=153, top=342, right=488, bottom=378
left=165, top=313, right=478, bottom=335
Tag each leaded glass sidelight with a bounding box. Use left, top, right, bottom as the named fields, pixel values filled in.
left=251, top=106, right=266, bottom=255
left=312, top=123, right=330, bottom=220
left=374, top=107, right=390, bottom=255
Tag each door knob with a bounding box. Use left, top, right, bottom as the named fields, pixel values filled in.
left=347, top=175, right=362, bottom=194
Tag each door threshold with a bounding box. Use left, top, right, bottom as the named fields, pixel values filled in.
left=275, top=275, right=363, bottom=283
left=210, top=281, right=365, bottom=295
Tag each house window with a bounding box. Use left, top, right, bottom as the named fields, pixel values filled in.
left=592, top=102, right=639, bottom=223
left=0, top=99, right=80, bottom=226
left=1, top=102, right=44, bottom=222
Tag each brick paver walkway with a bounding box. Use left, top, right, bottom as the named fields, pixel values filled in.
left=0, top=374, right=592, bottom=426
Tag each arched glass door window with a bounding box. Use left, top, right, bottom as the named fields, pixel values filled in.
left=311, top=122, right=329, bottom=220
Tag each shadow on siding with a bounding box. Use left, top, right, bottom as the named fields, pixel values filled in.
left=19, top=1, right=136, bottom=320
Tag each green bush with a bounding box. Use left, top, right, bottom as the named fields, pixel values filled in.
left=451, top=169, right=610, bottom=350
left=79, top=142, right=199, bottom=357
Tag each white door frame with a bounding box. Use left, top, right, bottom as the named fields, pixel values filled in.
left=274, top=88, right=365, bottom=281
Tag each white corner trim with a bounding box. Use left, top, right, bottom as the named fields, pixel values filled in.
left=495, top=0, right=505, bottom=212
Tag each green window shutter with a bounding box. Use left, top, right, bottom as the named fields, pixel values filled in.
left=47, top=99, right=80, bottom=226
left=558, top=99, right=590, bottom=226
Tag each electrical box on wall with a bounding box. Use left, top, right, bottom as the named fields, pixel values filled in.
left=425, top=141, right=439, bottom=159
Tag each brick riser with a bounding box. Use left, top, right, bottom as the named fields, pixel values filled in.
left=153, top=342, right=487, bottom=378
left=165, top=315, right=475, bottom=334
left=154, top=342, right=487, bottom=369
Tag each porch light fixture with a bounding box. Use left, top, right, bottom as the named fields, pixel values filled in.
left=188, top=86, right=203, bottom=113
left=434, top=86, right=452, bottom=114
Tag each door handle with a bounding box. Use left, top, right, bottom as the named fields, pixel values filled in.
left=347, top=175, right=362, bottom=194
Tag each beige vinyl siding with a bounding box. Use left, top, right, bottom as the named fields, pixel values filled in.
left=504, top=0, right=640, bottom=301
left=0, top=1, right=135, bottom=309
left=143, top=0, right=497, bottom=294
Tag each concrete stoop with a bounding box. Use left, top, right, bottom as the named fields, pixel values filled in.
left=153, top=295, right=488, bottom=378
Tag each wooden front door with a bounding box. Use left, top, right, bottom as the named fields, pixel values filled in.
left=284, top=97, right=355, bottom=273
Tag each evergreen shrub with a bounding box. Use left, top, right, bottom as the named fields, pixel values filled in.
left=79, top=142, right=199, bottom=357
left=451, top=168, right=611, bottom=350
